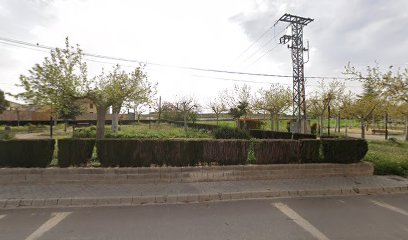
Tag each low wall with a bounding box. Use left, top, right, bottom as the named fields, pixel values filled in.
left=0, top=162, right=374, bottom=184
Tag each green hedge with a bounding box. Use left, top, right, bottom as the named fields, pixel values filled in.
left=254, top=139, right=320, bottom=164
left=0, top=139, right=55, bottom=167
left=213, top=126, right=250, bottom=139
left=58, top=139, right=95, bottom=167
left=97, top=139, right=206, bottom=167
left=203, top=140, right=250, bottom=165
left=321, top=138, right=368, bottom=163
left=299, top=139, right=321, bottom=163
left=97, top=139, right=249, bottom=167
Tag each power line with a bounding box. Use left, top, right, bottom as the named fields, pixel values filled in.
left=240, top=23, right=290, bottom=65
left=0, top=35, right=364, bottom=80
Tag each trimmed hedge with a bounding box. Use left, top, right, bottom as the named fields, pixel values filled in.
left=97, top=139, right=206, bottom=167
left=96, top=139, right=250, bottom=167
left=203, top=140, right=250, bottom=165
left=249, top=130, right=292, bottom=139
left=250, top=130, right=317, bottom=140
left=293, top=133, right=317, bottom=140
left=321, top=138, right=368, bottom=163
left=254, top=140, right=300, bottom=164
left=58, top=139, right=95, bottom=167
left=0, top=139, right=55, bottom=167
left=213, top=127, right=251, bottom=140
left=254, top=139, right=321, bottom=164
left=299, top=139, right=321, bottom=163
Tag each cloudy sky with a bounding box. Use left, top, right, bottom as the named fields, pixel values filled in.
left=1, top=0, right=407, bottom=107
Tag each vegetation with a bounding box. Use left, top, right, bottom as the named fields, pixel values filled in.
left=253, top=84, right=291, bottom=131
left=73, top=124, right=212, bottom=139
left=0, top=139, right=55, bottom=167
left=365, top=140, right=408, bottom=177
left=0, top=89, right=9, bottom=114
left=58, top=139, right=95, bottom=167
left=213, top=126, right=250, bottom=140
left=321, top=138, right=368, bottom=163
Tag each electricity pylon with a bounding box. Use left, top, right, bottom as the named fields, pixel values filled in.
left=275, top=13, right=313, bottom=133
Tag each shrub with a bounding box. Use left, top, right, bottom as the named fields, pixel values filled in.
left=293, top=133, right=317, bottom=140
left=0, top=130, right=15, bottom=140
left=58, top=139, right=95, bottom=167
left=310, top=123, right=317, bottom=135
left=249, top=130, right=292, bottom=139
left=321, top=138, right=368, bottom=163
left=97, top=139, right=205, bottom=167
left=253, top=140, right=300, bottom=164
left=0, top=139, right=55, bottom=167
left=239, top=118, right=265, bottom=130
left=203, top=140, right=250, bottom=165
left=73, top=127, right=96, bottom=138
left=213, top=126, right=250, bottom=139
left=299, top=139, right=321, bottom=163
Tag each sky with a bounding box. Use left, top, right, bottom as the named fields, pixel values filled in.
left=1, top=0, right=408, bottom=110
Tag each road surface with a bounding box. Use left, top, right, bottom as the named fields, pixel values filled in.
left=1, top=193, right=408, bottom=240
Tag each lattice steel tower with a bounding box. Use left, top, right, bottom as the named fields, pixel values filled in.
left=275, top=14, right=313, bottom=133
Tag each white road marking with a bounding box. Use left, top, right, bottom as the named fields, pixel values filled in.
left=273, top=202, right=330, bottom=240
left=24, top=212, right=72, bottom=240
left=0, top=214, right=6, bottom=220
left=370, top=200, right=408, bottom=217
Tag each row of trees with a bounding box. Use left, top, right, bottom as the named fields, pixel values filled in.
left=17, top=38, right=155, bottom=139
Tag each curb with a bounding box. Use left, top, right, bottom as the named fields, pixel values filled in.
left=2, top=185, right=407, bottom=209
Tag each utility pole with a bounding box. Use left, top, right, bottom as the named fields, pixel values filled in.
left=275, top=14, right=313, bottom=133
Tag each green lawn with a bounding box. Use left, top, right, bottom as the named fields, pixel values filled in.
left=73, top=123, right=213, bottom=139
left=365, top=140, right=408, bottom=177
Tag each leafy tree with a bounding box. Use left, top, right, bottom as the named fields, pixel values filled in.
left=57, top=99, right=83, bottom=132
left=223, top=84, right=252, bottom=128
left=254, top=84, right=291, bottom=131
left=229, top=101, right=249, bottom=128
left=18, top=37, right=88, bottom=118
left=0, top=89, right=9, bottom=114
left=110, top=64, right=155, bottom=133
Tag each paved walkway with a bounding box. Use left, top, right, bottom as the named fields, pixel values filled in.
left=1, top=175, right=407, bottom=209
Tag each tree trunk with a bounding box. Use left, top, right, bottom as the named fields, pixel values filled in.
left=405, top=116, right=408, bottom=141
left=361, top=120, right=365, bottom=139
left=319, top=115, right=323, bottom=136
left=64, top=120, right=68, bottom=132
left=270, top=112, right=274, bottom=131
left=216, top=113, right=219, bottom=126
left=111, top=105, right=121, bottom=134
left=183, top=112, right=187, bottom=130
left=96, top=105, right=107, bottom=140
left=276, top=113, right=280, bottom=132
left=137, top=113, right=141, bottom=124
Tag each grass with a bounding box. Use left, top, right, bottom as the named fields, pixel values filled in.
left=365, top=140, right=408, bottom=177
left=73, top=123, right=213, bottom=139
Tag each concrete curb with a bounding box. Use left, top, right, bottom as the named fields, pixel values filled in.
left=0, top=162, right=374, bottom=184
left=2, top=185, right=407, bottom=209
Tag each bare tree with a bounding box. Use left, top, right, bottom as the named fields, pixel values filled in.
left=208, top=92, right=227, bottom=125
left=175, top=96, right=199, bottom=130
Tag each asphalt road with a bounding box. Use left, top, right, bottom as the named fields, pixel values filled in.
left=1, top=194, right=408, bottom=240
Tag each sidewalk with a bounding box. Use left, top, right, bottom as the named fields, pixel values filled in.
left=1, top=175, right=407, bottom=209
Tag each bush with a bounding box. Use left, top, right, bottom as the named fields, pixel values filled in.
left=97, top=139, right=205, bottom=167
left=293, top=133, right=317, bottom=140
left=0, top=130, right=15, bottom=140
left=321, top=138, right=368, bottom=163
left=299, top=139, right=321, bottom=163
left=0, top=139, right=55, bottom=167
left=249, top=130, right=292, bottom=139
left=73, top=127, right=96, bottom=138
left=58, top=139, right=95, bottom=167
left=239, top=118, right=265, bottom=130
left=213, top=126, right=250, bottom=139
left=203, top=140, right=250, bottom=165
left=254, top=140, right=300, bottom=164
